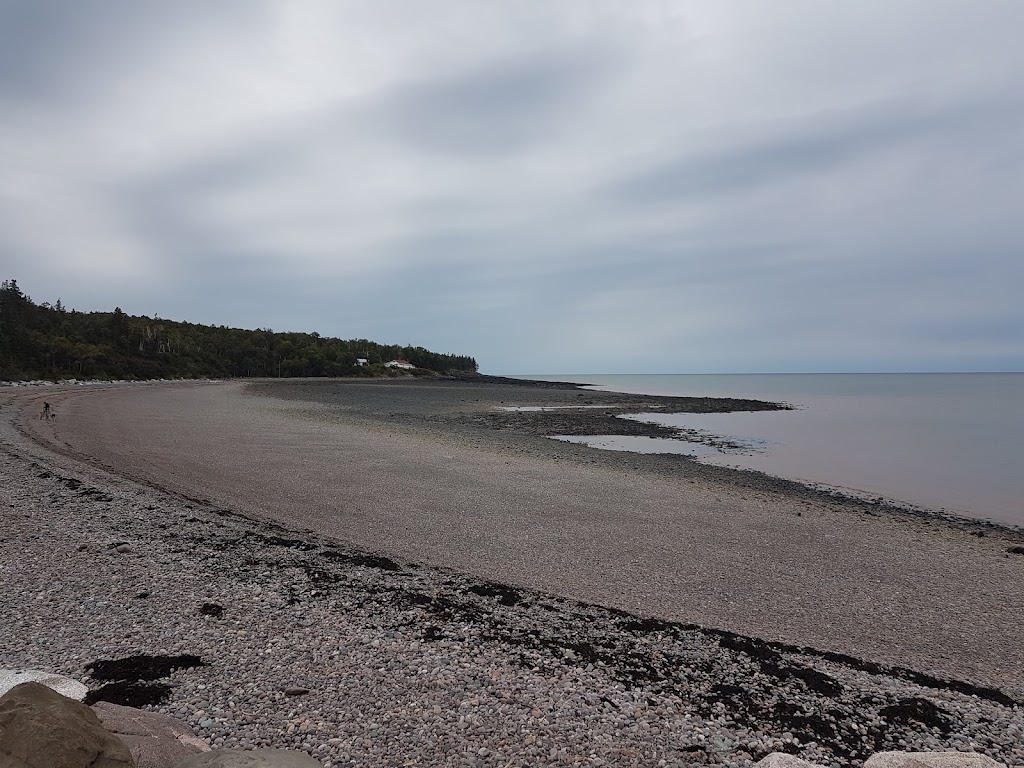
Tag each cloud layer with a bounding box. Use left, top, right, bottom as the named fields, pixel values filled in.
left=2, top=0, right=1022, bottom=372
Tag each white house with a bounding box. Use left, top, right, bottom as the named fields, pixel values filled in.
left=355, top=358, right=368, bottom=366
left=384, top=359, right=415, bottom=369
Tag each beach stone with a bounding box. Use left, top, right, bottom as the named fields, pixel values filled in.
left=92, top=701, right=209, bottom=768
left=0, top=668, right=89, bottom=700
left=0, top=682, right=135, bottom=768
left=283, top=686, right=309, bottom=697
left=755, top=754, right=827, bottom=768
left=174, top=748, right=320, bottom=767
left=864, top=752, right=1007, bottom=768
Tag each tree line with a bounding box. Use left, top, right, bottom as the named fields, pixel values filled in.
left=0, top=279, right=478, bottom=381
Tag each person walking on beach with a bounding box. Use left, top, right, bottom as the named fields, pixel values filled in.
left=40, top=401, right=51, bottom=421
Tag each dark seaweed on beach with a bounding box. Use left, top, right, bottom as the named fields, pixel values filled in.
left=86, top=653, right=205, bottom=681
left=199, top=602, right=224, bottom=617
left=421, top=626, right=445, bottom=641
left=467, top=581, right=522, bottom=605
left=83, top=654, right=206, bottom=708
left=320, top=548, right=401, bottom=571
left=241, top=532, right=319, bottom=551
left=879, top=698, right=953, bottom=733
left=619, top=617, right=678, bottom=633
left=84, top=681, right=172, bottom=707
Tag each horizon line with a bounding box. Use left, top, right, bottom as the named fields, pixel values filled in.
left=494, top=370, right=1024, bottom=376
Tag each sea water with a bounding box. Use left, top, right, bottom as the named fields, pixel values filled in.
left=517, top=373, right=1024, bottom=526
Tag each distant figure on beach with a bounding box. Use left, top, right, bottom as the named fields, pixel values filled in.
left=40, top=402, right=51, bottom=421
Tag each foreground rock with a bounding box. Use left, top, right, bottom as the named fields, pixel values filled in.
left=176, top=749, right=320, bottom=767
left=93, top=701, right=208, bottom=768
left=0, top=681, right=134, bottom=768
left=0, top=668, right=88, bottom=700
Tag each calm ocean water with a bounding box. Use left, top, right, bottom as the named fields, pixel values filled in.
left=517, top=373, right=1024, bottom=526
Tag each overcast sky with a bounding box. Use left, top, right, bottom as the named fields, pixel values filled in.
left=2, top=1, right=1022, bottom=373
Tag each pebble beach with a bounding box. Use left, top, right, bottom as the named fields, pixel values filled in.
left=2, top=379, right=1023, bottom=767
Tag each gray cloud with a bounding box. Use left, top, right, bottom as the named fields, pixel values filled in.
left=0, top=0, right=267, bottom=106
left=358, top=46, right=620, bottom=156
left=0, top=1, right=1022, bottom=373
left=610, top=90, right=1024, bottom=205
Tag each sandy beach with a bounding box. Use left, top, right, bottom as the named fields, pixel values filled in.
left=10, top=378, right=1024, bottom=696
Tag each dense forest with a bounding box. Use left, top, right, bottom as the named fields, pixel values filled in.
left=0, top=279, right=477, bottom=381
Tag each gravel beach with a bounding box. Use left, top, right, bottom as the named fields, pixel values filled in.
left=2, top=379, right=1023, bottom=767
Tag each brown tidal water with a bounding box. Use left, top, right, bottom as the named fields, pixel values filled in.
left=523, top=373, right=1024, bottom=526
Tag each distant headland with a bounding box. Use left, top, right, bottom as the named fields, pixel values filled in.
left=0, top=279, right=478, bottom=381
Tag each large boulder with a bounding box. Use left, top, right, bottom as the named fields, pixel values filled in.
left=174, top=749, right=320, bottom=767
left=92, top=702, right=209, bottom=768
left=864, top=752, right=1007, bottom=768
left=0, top=668, right=89, bottom=701
left=0, top=681, right=135, bottom=768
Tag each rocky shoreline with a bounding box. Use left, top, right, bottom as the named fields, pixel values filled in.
left=243, top=378, right=1021, bottom=538
left=8, top=376, right=1022, bottom=539
left=1, top=386, right=1022, bottom=767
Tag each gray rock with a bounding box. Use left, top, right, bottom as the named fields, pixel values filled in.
left=0, top=668, right=89, bottom=701
left=755, top=754, right=827, bottom=768
left=864, top=752, right=1008, bottom=768
left=0, top=681, right=135, bottom=768
left=92, top=701, right=209, bottom=768
left=282, top=687, right=309, bottom=697
left=174, top=749, right=320, bottom=767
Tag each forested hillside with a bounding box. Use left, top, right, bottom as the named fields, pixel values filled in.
left=0, top=280, right=477, bottom=381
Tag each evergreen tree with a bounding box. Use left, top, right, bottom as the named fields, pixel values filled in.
left=0, top=278, right=478, bottom=381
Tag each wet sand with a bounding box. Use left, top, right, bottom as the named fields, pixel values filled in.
left=13, top=378, right=1024, bottom=698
